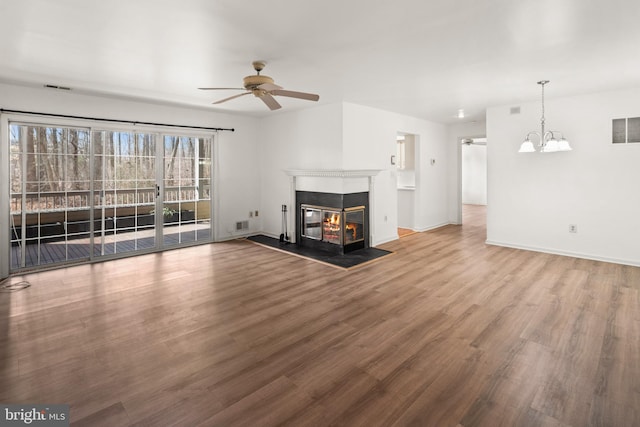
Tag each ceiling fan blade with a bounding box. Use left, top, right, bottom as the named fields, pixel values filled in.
left=213, top=92, right=250, bottom=104
left=257, top=82, right=283, bottom=91
left=260, top=93, right=282, bottom=110
left=198, top=87, right=245, bottom=90
left=271, top=89, right=319, bottom=102
left=461, top=138, right=487, bottom=146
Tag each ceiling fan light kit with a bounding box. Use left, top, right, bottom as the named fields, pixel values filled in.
left=199, top=61, right=319, bottom=111
left=518, top=80, right=571, bottom=153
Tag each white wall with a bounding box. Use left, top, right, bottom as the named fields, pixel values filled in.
left=397, top=189, right=415, bottom=228
left=446, top=120, right=486, bottom=224
left=342, top=103, right=449, bottom=243
left=258, top=103, right=344, bottom=238
left=0, top=82, right=262, bottom=246
left=461, top=144, right=487, bottom=205
left=487, top=87, right=640, bottom=266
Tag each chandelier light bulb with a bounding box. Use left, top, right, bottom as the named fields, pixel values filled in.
left=557, top=138, right=572, bottom=151
left=518, top=139, right=536, bottom=153
left=544, top=137, right=559, bottom=153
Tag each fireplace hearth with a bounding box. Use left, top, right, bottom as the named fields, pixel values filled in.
left=296, top=191, right=369, bottom=254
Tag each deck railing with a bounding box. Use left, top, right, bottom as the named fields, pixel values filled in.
left=10, top=186, right=208, bottom=214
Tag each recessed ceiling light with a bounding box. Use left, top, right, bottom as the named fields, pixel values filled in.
left=457, top=109, right=465, bottom=119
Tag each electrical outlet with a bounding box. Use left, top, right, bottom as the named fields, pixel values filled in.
left=255, top=210, right=259, bottom=217
left=249, top=211, right=253, bottom=218
left=569, top=224, right=577, bottom=233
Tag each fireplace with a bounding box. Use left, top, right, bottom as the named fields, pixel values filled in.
left=301, top=204, right=365, bottom=245
left=296, top=191, right=369, bottom=254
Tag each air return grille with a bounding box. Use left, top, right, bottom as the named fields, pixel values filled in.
left=612, top=117, right=640, bottom=144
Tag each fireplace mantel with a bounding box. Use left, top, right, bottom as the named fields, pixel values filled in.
left=285, top=169, right=382, bottom=178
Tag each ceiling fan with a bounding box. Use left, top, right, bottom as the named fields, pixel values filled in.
left=461, top=138, right=487, bottom=146
left=198, top=61, right=320, bottom=111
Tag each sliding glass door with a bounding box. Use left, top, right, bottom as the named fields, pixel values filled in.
left=92, top=130, right=159, bottom=256
left=9, top=121, right=214, bottom=272
left=10, top=124, right=93, bottom=269
left=162, top=135, right=212, bottom=246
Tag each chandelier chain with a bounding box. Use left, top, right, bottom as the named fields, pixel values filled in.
left=540, top=81, right=545, bottom=126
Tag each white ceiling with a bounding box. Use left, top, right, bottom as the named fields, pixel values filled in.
left=1, top=0, right=639, bottom=123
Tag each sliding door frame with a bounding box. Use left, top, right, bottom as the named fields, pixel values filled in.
left=0, top=114, right=10, bottom=279
left=0, top=112, right=218, bottom=275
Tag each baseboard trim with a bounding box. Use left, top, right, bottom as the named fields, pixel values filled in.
left=414, top=222, right=453, bottom=233
left=217, top=232, right=262, bottom=242
left=485, top=239, right=640, bottom=268
left=374, top=235, right=399, bottom=246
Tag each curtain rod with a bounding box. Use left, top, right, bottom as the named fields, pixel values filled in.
left=0, top=108, right=235, bottom=132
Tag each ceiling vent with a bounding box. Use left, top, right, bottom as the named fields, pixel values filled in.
left=44, top=84, right=71, bottom=91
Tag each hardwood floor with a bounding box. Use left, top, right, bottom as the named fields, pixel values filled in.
left=1, top=205, right=638, bottom=426
left=397, top=228, right=416, bottom=238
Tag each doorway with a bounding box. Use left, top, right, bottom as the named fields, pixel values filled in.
left=459, top=136, right=487, bottom=225
left=396, top=132, right=417, bottom=237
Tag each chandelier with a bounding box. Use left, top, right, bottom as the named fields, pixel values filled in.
left=518, top=80, right=571, bottom=153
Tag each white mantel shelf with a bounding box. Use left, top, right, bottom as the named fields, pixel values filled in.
left=285, top=169, right=382, bottom=178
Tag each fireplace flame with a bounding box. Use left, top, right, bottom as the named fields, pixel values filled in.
left=346, top=223, right=357, bottom=240
left=322, top=213, right=341, bottom=243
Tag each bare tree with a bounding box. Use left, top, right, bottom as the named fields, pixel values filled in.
left=166, top=136, right=179, bottom=186
left=26, top=126, right=38, bottom=193
left=68, top=129, right=80, bottom=189
left=39, top=127, right=61, bottom=192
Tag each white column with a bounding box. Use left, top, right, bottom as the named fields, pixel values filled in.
left=368, top=175, right=376, bottom=246
left=289, top=175, right=296, bottom=243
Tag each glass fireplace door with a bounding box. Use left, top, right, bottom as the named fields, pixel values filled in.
left=322, top=210, right=341, bottom=245
left=301, top=206, right=322, bottom=240
left=344, top=207, right=365, bottom=244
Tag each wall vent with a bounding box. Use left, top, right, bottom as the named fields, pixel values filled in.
left=510, top=106, right=521, bottom=115
left=235, top=220, right=249, bottom=231
left=613, top=117, right=640, bottom=144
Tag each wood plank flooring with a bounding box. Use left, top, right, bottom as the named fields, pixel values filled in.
left=1, top=205, right=638, bottom=426
left=397, top=228, right=415, bottom=238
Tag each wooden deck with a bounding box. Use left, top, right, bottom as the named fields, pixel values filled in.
left=10, top=223, right=211, bottom=270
